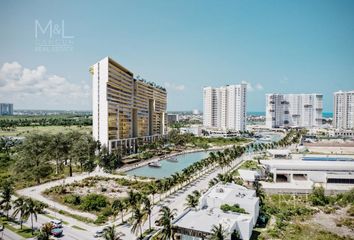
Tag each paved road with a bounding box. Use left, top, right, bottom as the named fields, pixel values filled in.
left=17, top=168, right=150, bottom=220
left=14, top=143, right=293, bottom=239
left=110, top=152, right=257, bottom=239
left=0, top=228, right=24, bottom=240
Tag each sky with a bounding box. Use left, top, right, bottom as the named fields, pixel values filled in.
left=0, top=0, right=354, bottom=112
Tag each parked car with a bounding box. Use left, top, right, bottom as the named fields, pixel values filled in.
left=51, top=228, right=63, bottom=237
left=94, top=229, right=104, bottom=238
left=50, top=219, right=63, bottom=228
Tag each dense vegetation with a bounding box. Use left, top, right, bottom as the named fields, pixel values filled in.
left=0, top=131, right=97, bottom=188
left=0, top=114, right=92, bottom=130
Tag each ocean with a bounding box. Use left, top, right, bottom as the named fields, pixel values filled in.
left=247, top=111, right=333, bottom=118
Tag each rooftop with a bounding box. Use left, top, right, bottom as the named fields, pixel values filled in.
left=238, top=169, right=260, bottom=182
left=173, top=208, right=252, bottom=235
left=202, top=182, right=257, bottom=204
left=261, top=159, right=354, bottom=171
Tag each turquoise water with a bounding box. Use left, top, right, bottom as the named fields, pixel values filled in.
left=303, top=156, right=353, bottom=161
left=247, top=111, right=333, bottom=118
left=126, top=151, right=211, bottom=179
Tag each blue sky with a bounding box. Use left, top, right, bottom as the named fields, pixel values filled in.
left=0, top=0, right=353, bottom=112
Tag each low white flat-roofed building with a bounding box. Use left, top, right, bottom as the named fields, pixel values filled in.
left=238, top=170, right=260, bottom=187
left=267, top=149, right=291, bottom=159
left=173, top=208, right=253, bottom=240
left=261, top=158, right=354, bottom=194
left=173, top=183, right=259, bottom=240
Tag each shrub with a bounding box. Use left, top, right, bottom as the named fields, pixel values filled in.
left=80, top=194, right=107, bottom=211
left=94, top=214, right=108, bottom=224
left=101, top=206, right=113, bottom=217
left=220, top=204, right=247, bottom=214
left=63, top=194, right=81, bottom=205
left=347, top=205, right=354, bottom=217
left=309, top=187, right=329, bottom=206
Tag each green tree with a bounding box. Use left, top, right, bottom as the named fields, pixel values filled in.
left=155, top=206, right=177, bottom=240
left=103, top=225, right=123, bottom=240
left=48, top=132, right=69, bottom=175
left=70, top=133, right=97, bottom=173
left=131, top=207, right=146, bottom=239
left=15, top=133, right=53, bottom=184
left=0, top=180, right=14, bottom=219
left=143, top=197, right=152, bottom=230
left=12, top=197, right=28, bottom=229
left=112, top=199, right=125, bottom=223
left=184, top=194, right=198, bottom=209
left=209, top=224, right=227, bottom=240
left=23, top=198, right=44, bottom=234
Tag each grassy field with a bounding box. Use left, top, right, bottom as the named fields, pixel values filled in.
left=0, top=114, right=90, bottom=120
left=0, top=125, right=92, bottom=137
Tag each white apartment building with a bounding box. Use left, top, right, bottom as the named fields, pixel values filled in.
left=333, top=90, right=354, bottom=130
left=266, top=93, right=323, bottom=128
left=203, top=84, right=247, bottom=131
left=90, top=57, right=167, bottom=153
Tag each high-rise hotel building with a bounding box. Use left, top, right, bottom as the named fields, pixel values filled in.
left=333, top=90, right=354, bottom=129
left=266, top=93, right=323, bottom=128
left=90, top=57, right=167, bottom=153
left=203, top=84, right=247, bottom=131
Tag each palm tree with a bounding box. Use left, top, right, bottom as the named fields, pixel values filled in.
left=209, top=224, right=227, bottom=240
left=253, top=180, right=265, bottom=206
left=127, top=190, right=137, bottom=218
left=147, top=183, right=158, bottom=204
left=0, top=180, right=13, bottom=219
left=12, top=197, right=28, bottom=229
left=131, top=208, right=146, bottom=239
left=155, top=206, right=177, bottom=240
left=184, top=194, right=198, bottom=209
left=112, top=199, right=125, bottom=223
left=143, top=197, right=152, bottom=230
left=23, top=198, right=44, bottom=234
left=103, top=225, right=123, bottom=240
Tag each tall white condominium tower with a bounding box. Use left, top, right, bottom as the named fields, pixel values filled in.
left=333, top=90, right=354, bottom=129
left=203, top=84, right=247, bottom=131
left=266, top=93, right=323, bottom=128
left=90, top=57, right=167, bottom=153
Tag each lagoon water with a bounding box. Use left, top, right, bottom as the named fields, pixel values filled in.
left=126, top=132, right=283, bottom=179
left=126, top=151, right=211, bottom=179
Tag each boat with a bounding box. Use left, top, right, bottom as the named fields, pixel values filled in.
left=148, top=161, right=162, bottom=168
left=166, top=157, right=178, bottom=163
left=260, top=135, right=272, bottom=142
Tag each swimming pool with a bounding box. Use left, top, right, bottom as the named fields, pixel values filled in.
left=302, top=156, right=354, bottom=162
left=126, top=151, right=212, bottom=178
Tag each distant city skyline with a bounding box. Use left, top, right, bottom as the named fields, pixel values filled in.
left=1, top=0, right=354, bottom=112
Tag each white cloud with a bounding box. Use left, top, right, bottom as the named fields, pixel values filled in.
left=255, top=83, right=263, bottom=90
left=241, top=80, right=263, bottom=92
left=164, top=82, right=185, bottom=91
left=0, top=62, right=90, bottom=110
